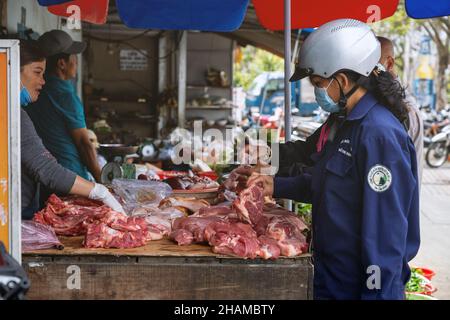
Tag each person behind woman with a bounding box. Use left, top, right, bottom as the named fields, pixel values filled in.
left=27, top=30, right=101, bottom=183
left=19, top=40, right=123, bottom=219
left=248, top=19, right=420, bottom=300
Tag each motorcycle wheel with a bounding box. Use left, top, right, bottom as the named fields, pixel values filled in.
left=426, top=141, right=449, bottom=168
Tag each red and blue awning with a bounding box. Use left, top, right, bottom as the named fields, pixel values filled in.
left=37, top=0, right=450, bottom=30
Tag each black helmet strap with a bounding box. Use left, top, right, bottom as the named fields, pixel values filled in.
left=332, top=75, right=359, bottom=118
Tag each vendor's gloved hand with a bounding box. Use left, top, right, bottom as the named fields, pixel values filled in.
left=88, top=183, right=125, bottom=213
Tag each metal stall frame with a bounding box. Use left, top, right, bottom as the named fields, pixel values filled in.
left=283, top=0, right=291, bottom=142
left=283, top=0, right=293, bottom=211
left=177, top=31, right=187, bottom=129
left=0, top=40, right=21, bottom=263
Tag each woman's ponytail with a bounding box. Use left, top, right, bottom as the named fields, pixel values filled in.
left=344, top=68, right=410, bottom=126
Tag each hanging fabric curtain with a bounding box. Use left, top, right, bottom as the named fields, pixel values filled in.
left=405, top=0, right=450, bottom=19
left=116, top=0, right=250, bottom=32
left=252, top=0, right=399, bottom=30
left=46, top=0, right=109, bottom=24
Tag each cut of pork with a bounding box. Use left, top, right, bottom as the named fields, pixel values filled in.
left=217, top=166, right=250, bottom=202
left=204, top=221, right=260, bottom=259
left=169, top=216, right=224, bottom=245
left=33, top=195, right=110, bottom=236
left=84, top=221, right=148, bottom=248
left=233, top=183, right=264, bottom=226
left=255, top=205, right=309, bottom=256
left=257, top=235, right=281, bottom=260
left=277, top=239, right=308, bottom=257
left=170, top=229, right=195, bottom=245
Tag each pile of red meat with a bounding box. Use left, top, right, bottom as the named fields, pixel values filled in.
left=33, top=167, right=309, bottom=257
left=33, top=194, right=151, bottom=248
left=170, top=182, right=309, bottom=259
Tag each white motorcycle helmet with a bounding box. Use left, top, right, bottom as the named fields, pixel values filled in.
left=290, top=19, right=381, bottom=82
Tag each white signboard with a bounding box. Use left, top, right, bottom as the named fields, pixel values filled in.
left=119, top=49, right=148, bottom=71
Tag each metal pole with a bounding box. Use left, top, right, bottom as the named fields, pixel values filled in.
left=284, top=0, right=291, bottom=142
left=284, top=0, right=292, bottom=211
left=291, top=29, right=302, bottom=69
left=158, top=34, right=168, bottom=138
left=178, top=31, right=187, bottom=128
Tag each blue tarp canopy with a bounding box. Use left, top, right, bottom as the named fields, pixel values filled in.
left=115, top=0, right=250, bottom=32
left=406, top=0, right=450, bottom=19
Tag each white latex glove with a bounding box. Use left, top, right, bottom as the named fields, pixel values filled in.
left=88, top=183, right=125, bottom=214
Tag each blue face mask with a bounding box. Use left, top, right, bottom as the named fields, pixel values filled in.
left=314, top=79, right=340, bottom=113
left=20, top=83, right=33, bottom=106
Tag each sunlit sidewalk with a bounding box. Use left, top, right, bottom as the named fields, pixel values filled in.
left=412, top=163, right=450, bottom=299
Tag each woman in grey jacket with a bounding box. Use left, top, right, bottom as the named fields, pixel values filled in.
left=19, top=40, right=123, bottom=219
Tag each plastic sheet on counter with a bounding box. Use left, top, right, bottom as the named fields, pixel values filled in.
left=111, top=179, right=172, bottom=214
left=22, top=221, right=64, bottom=252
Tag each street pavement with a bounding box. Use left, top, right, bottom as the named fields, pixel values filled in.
left=411, top=162, right=450, bottom=299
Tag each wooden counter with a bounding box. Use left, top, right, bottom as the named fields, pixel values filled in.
left=23, top=237, right=313, bottom=300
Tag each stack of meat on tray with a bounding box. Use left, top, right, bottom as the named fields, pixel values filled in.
left=169, top=172, right=309, bottom=260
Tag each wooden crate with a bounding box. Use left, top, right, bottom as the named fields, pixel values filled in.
left=23, top=237, right=313, bottom=300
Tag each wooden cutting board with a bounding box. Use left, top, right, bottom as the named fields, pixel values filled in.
left=24, top=236, right=220, bottom=257
left=23, top=236, right=309, bottom=259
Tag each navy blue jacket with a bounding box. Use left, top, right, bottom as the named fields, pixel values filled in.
left=274, top=93, right=420, bottom=300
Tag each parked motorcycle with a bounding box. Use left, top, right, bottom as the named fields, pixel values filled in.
left=425, top=124, right=450, bottom=168
left=421, top=106, right=450, bottom=149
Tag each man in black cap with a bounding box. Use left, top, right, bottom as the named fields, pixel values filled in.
left=26, top=30, right=102, bottom=190
left=38, top=29, right=87, bottom=57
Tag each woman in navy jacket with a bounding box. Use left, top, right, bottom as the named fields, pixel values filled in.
left=249, top=19, right=420, bottom=300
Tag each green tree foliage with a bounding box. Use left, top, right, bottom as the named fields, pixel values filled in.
left=372, top=2, right=413, bottom=79
left=233, top=46, right=283, bottom=90
left=373, top=1, right=449, bottom=109
left=421, top=17, right=450, bottom=110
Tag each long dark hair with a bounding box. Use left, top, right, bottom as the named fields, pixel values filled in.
left=343, top=69, right=410, bottom=125
left=20, top=40, right=45, bottom=68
